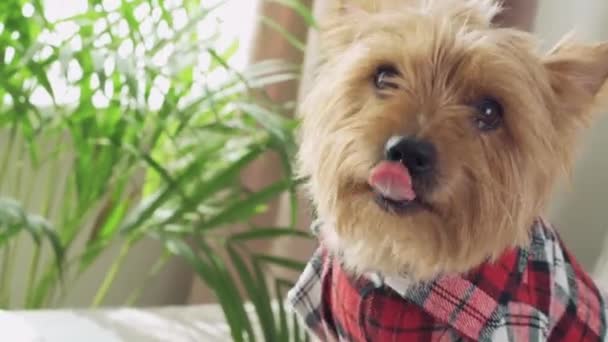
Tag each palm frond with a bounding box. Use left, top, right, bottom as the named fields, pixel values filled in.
left=0, top=0, right=314, bottom=339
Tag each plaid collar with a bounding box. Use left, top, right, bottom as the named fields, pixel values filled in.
left=288, top=219, right=608, bottom=341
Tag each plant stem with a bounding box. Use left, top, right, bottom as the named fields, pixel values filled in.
left=0, top=125, right=17, bottom=194
left=12, top=130, right=42, bottom=308
left=13, top=134, right=25, bottom=198
left=1, top=132, right=28, bottom=308
left=0, top=241, right=12, bottom=307
left=124, top=251, right=170, bottom=306
left=0, top=126, right=19, bottom=307
left=24, top=246, right=42, bottom=308
left=25, top=141, right=62, bottom=308
left=34, top=219, right=85, bottom=307
left=29, top=258, right=58, bottom=308
left=91, top=237, right=133, bottom=307
left=1, top=240, right=19, bottom=308
left=35, top=178, right=81, bottom=308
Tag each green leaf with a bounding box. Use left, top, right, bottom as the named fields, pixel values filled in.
left=0, top=198, right=26, bottom=241
left=247, top=72, right=299, bottom=89
left=228, top=227, right=311, bottom=243
left=234, top=102, right=296, bottom=146
left=0, top=224, right=21, bottom=245
left=30, top=216, right=64, bottom=273
left=227, top=244, right=273, bottom=342
left=250, top=255, right=275, bottom=338
left=0, top=197, right=64, bottom=271
left=157, top=145, right=265, bottom=227
left=27, top=62, right=55, bottom=104
left=121, top=143, right=186, bottom=199
left=79, top=239, right=109, bottom=272
left=274, top=278, right=295, bottom=341
left=210, top=39, right=239, bottom=71
left=165, top=239, right=198, bottom=266
left=164, top=237, right=246, bottom=342
left=29, top=269, right=57, bottom=308
left=254, top=254, right=307, bottom=272
left=96, top=200, right=129, bottom=241
left=118, top=187, right=172, bottom=234
left=201, top=179, right=292, bottom=231
left=187, top=238, right=253, bottom=342
left=0, top=0, right=307, bottom=326
left=260, top=16, right=306, bottom=52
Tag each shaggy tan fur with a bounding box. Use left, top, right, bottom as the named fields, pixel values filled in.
left=297, top=0, right=608, bottom=281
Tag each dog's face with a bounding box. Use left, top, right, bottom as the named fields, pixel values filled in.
left=298, top=0, right=608, bottom=279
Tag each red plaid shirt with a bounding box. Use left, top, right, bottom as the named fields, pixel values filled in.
left=288, top=219, right=608, bottom=341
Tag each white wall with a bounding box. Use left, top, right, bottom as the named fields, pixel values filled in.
left=534, top=1, right=608, bottom=282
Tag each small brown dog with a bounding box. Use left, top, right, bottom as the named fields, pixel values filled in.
left=290, top=0, right=608, bottom=340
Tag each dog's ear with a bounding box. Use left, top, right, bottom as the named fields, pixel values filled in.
left=544, top=38, right=608, bottom=116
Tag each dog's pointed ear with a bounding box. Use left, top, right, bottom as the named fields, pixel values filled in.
left=544, top=38, right=608, bottom=113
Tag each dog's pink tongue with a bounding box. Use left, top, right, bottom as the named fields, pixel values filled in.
left=368, top=161, right=416, bottom=201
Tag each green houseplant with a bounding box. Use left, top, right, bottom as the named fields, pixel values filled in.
left=0, top=0, right=314, bottom=340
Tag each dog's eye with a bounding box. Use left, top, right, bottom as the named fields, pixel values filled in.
left=474, top=98, right=503, bottom=131
left=373, top=65, right=399, bottom=90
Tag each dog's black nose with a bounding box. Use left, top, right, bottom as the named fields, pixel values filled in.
left=385, top=136, right=437, bottom=176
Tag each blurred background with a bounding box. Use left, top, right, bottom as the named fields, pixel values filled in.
left=535, top=1, right=608, bottom=286
left=1, top=0, right=608, bottom=340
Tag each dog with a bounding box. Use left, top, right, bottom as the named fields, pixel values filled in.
left=288, top=0, right=608, bottom=341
